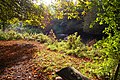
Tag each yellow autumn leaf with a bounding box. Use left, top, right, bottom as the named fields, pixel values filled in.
left=85, top=1, right=91, bottom=5
left=82, top=11, right=86, bottom=16
left=41, top=16, right=44, bottom=19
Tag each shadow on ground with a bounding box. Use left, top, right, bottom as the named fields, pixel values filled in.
left=0, top=43, right=37, bottom=69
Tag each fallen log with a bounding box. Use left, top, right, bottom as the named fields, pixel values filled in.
left=56, top=67, right=90, bottom=80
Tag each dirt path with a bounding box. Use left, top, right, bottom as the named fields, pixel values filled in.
left=0, top=40, right=47, bottom=80
left=0, top=40, right=97, bottom=80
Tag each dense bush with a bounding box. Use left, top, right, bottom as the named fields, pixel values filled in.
left=84, top=32, right=120, bottom=79
left=94, top=33, right=120, bottom=79
left=29, top=33, right=52, bottom=43
left=88, top=0, right=120, bottom=79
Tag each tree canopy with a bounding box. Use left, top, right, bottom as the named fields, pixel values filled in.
left=0, top=0, right=52, bottom=29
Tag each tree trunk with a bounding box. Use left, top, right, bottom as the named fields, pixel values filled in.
left=114, top=60, right=120, bottom=80
left=1, top=22, right=6, bottom=31
left=56, top=67, right=90, bottom=80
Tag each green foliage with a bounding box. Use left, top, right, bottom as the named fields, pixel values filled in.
left=47, top=32, right=87, bottom=57
left=22, top=32, right=53, bottom=44
left=53, top=0, right=93, bottom=20
left=66, top=32, right=83, bottom=49
left=88, top=0, right=120, bottom=79
left=31, top=33, right=52, bottom=43
left=0, top=30, right=23, bottom=40
left=0, top=29, right=52, bottom=44
left=93, top=0, right=120, bottom=35
left=24, top=27, right=42, bottom=34
left=8, top=30, right=23, bottom=40
left=84, top=32, right=120, bottom=79
left=0, top=0, right=52, bottom=30
left=0, top=30, right=9, bottom=40
left=95, top=33, right=120, bottom=76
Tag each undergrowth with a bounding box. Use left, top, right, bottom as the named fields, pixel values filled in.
left=0, top=29, right=52, bottom=44
left=47, top=32, right=87, bottom=57
left=1, top=29, right=119, bottom=79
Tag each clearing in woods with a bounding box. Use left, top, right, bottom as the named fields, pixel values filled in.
left=0, top=40, right=94, bottom=80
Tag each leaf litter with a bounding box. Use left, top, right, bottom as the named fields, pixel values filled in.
left=0, top=40, right=95, bottom=80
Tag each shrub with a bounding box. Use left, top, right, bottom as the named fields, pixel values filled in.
left=0, top=30, right=9, bottom=40
left=0, top=29, right=52, bottom=44
left=47, top=32, right=87, bottom=57
left=85, top=32, right=120, bottom=79
left=7, top=30, right=23, bottom=40
left=34, top=33, right=52, bottom=43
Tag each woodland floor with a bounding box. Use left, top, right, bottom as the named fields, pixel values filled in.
left=0, top=40, right=97, bottom=80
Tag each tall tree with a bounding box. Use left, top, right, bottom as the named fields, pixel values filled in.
left=0, top=0, right=52, bottom=30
